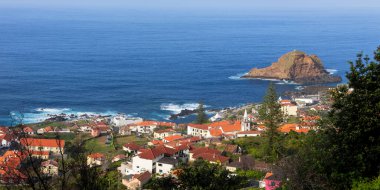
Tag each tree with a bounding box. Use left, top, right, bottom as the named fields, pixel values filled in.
left=145, top=159, right=245, bottom=190
left=259, top=82, right=283, bottom=162
left=195, top=102, right=209, bottom=124
left=322, top=47, right=380, bottom=188
left=282, top=46, right=380, bottom=190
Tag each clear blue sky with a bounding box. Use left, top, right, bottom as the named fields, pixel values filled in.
left=1, top=0, right=379, bottom=11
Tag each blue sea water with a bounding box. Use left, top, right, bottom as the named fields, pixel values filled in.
left=0, top=8, right=380, bottom=125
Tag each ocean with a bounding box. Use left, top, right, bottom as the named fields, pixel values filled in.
left=1, top=8, right=379, bottom=125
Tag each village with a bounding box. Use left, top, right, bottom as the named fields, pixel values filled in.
left=0, top=89, right=332, bottom=190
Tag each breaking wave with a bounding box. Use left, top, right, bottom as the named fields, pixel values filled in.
left=160, top=103, right=208, bottom=114
left=326, top=69, right=338, bottom=74
left=14, top=108, right=118, bottom=124
left=228, top=73, right=248, bottom=80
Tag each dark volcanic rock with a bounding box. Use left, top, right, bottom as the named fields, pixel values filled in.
left=169, top=109, right=198, bottom=120
left=242, top=50, right=342, bottom=84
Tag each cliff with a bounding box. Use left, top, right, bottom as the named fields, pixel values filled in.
left=242, top=50, right=342, bottom=84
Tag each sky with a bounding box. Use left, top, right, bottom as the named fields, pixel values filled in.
left=1, top=0, right=380, bottom=11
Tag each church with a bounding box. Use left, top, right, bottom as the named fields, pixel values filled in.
left=187, top=109, right=259, bottom=139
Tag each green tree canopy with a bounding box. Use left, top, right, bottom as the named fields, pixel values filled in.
left=282, top=46, right=380, bottom=190
left=259, top=82, right=283, bottom=162
left=145, top=159, right=245, bottom=190
left=195, top=102, right=209, bottom=124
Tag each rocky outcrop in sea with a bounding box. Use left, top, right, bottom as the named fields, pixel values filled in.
left=242, top=50, right=342, bottom=84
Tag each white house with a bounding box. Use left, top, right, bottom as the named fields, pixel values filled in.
left=279, top=99, right=298, bottom=116
left=129, top=121, right=159, bottom=134
left=128, top=148, right=165, bottom=174
left=187, top=124, right=209, bottom=138
left=153, top=129, right=176, bottom=139
left=156, top=157, right=178, bottom=175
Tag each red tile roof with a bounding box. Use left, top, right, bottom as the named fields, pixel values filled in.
left=209, top=127, right=223, bottom=137
left=188, top=123, right=209, bottom=130
left=123, top=142, right=142, bottom=151
left=88, top=153, right=105, bottom=159
left=150, top=140, right=164, bottom=145
left=209, top=120, right=241, bottom=132
left=135, top=121, right=159, bottom=126
left=23, top=127, right=34, bottom=133
left=20, top=138, right=65, bottom=148
left=133, top=171, right=151, bottom=182
left=138, top=147, right=165, bottom=160
left=190, top=147, right=221, bottom=157
left=194, top=153, right=229, bottom=163
left=158, top=122, right=176, bottom=127
left=44, top=126, right=54, bottom=132
left=279, top=124, right=309, bottom=133
left=163, top=135, right=184, bottom=142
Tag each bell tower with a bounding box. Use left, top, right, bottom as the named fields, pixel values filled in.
left=241, top=109, right=251, bottom=131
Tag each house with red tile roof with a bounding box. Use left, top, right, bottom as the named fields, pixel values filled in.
left=44, top=126, right=54, bottom=133
left=189, top=147, right=223, bottom=162
left=153, top=129, right=176, bottom=139
left=187, top=111, right=252, bottom=138
left=122, top=171, right=152, bottom=190
left=0, top=133, right=12, bottom=148
left=87, top=153, right=105, bottom=167
left=193, top=153, right=229, bottom=165
left=22, top=127, right=34, bottom=135
left=279, top=123, right=309, bottom=133
left=123, top=142, right=142, bottom=154
left=123, top=144, right=189, bottom=176
left=20, top=138, right=65, bottom=154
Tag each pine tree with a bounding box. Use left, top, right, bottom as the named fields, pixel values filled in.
left=259, top=82, right=283, bottom=162
left=195, top=102, right=209, bottom=124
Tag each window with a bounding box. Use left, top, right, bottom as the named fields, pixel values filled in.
left=158, top=163, right=162, bottom=166
left=159, top=169, right=163, bottom=173
left=136, top=166, right=139, bottom=168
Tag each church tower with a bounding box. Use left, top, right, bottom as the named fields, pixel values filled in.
left=241, top=109, right=251, bottom=131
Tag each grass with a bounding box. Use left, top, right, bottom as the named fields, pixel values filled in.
left=84, top=136, right=120, bottom=158
left=42, top=132, right=76, bottom=141
left=114, top=135, right=149, bottom=148
left=84, top=134, right=149, bottom=159
left=287, top=116, right=300, bottom=124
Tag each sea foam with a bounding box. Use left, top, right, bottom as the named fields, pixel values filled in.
left=15, top=108, right=119, bottom=124
left=160, top=103, right=208, bottom=114
left=326, top=69, right=338, bottom=74
left=228, top=73, right=248, bottom=80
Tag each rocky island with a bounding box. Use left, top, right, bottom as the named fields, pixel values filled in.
left=242, top=50, right=342, bottom=84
